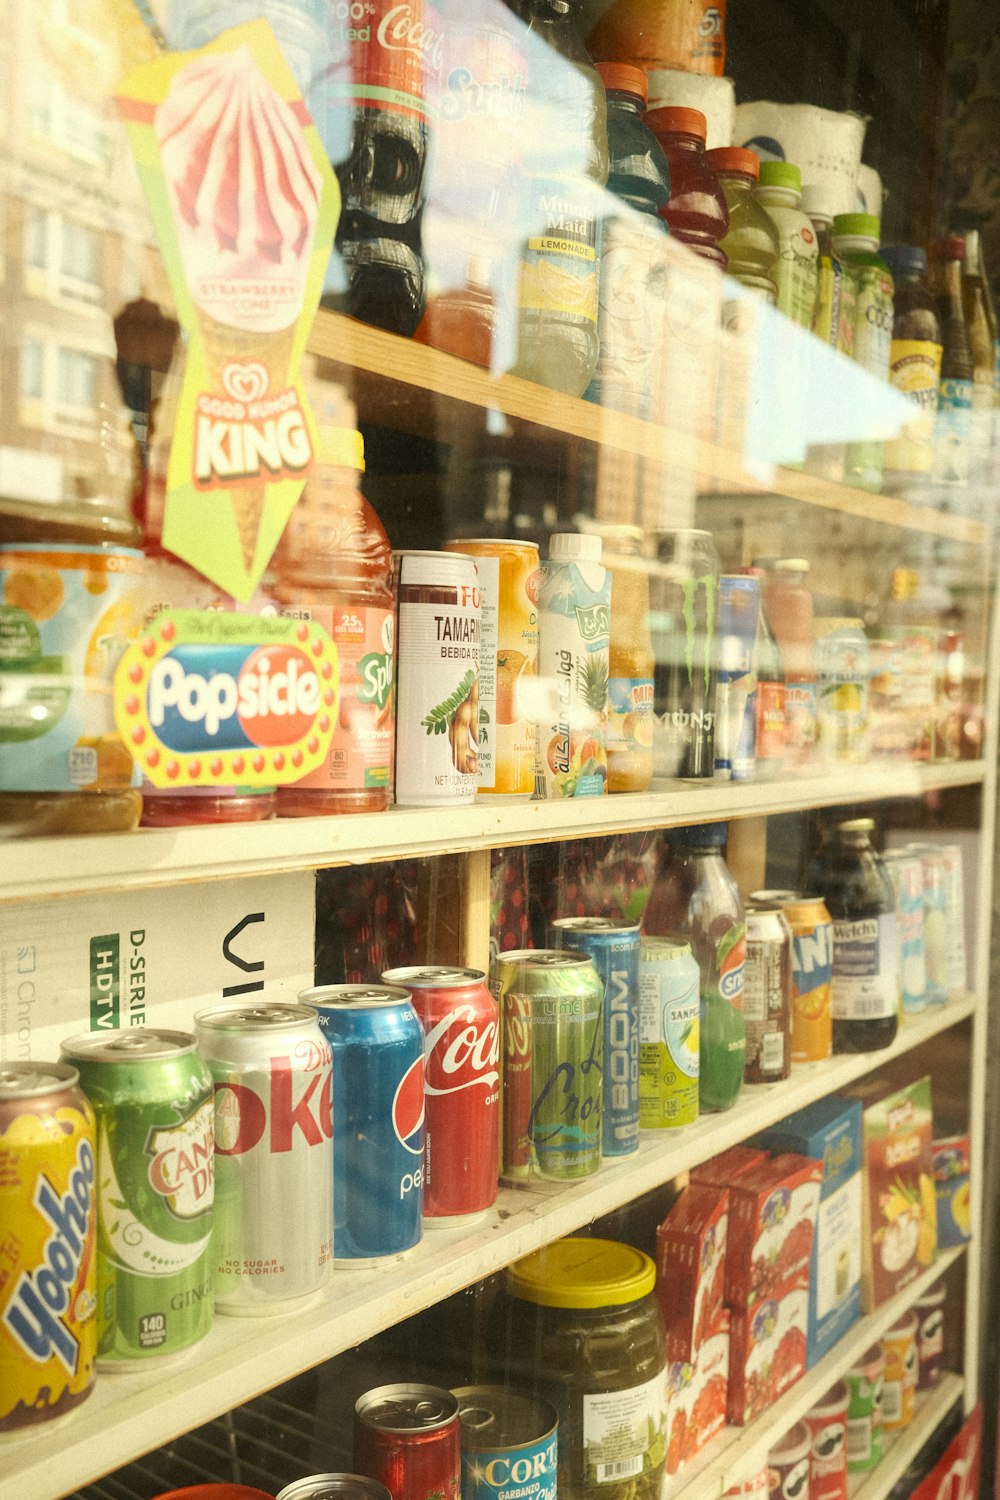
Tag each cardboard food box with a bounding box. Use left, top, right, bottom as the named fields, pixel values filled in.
left=656, top=1182, right=729, bottom=1364
left=728, top=1285, right=810, bottom=1424
left=691, top=1144, right=768, bottom=1189
left=933, top=1134, right=971, bottom=1248
left=726, top=1153, right=823, bottom=1313
left=666, top=1312, right=730, bottom=1477
left=855, top=1077, right=937, bottom=1311
left=754, top=1095, right=863, bottom=1364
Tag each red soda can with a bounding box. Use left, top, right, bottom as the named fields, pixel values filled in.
left=381, top=966, right=500, bottom=1224
left=354, top=1384, right=461, bottom=1500
left=152, top=1488, right=276, bottom=1499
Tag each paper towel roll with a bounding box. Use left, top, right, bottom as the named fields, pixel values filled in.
left=857, top=163, right=884, bottom=220
left=646, top=69, right=735, bottom=149
left=734, top=101, right=866, bottom=217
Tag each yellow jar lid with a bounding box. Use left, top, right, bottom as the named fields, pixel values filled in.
left=506, top=1236, right=655, bottom=1309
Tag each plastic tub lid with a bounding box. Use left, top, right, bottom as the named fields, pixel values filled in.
left=549, top=532, right=602, bottom=562
left=645, top=105, right=707, bottom=141
left=758, top=160, right=802, bottom=193
left=832, top=211, right=881, bottom=241
left=595, top=61, right=648, bottom=103
left=705, top=146, right=760, bottom=179
left=879, top=244, right=928, bottom=278
left=506, top=1236, right=655, bottom=1308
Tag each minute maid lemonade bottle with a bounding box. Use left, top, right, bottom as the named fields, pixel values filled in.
left=535, top=532, right=610, bottom=797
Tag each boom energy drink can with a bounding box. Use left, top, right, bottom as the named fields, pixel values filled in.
left=638, top=937, right=700, bottom=1128
left=782, top=896, right=833, bottom=1062
left=550, top=917, right=640, bottom=1157
left=650, top=528, right=719, bottom=779
left=452, top=1386, right=558, bottom=1500
left=194, top=1003, right=333, bottom=1313
left=494, top=950, right=603, bottom=1180
left=301, top=985, right=425, bottom=1261
left=0, top=1062, right=96, bottom=1431
left=60, top=1030, right=214, bottom=1366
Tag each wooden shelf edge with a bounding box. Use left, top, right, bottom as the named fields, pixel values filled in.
left=849, top=1374, right=965, bottom=1500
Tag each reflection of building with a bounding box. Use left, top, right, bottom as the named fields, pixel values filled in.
left=0, top=0, right=168, bottom=508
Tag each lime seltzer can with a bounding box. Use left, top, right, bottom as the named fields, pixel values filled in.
left=60, top=1029, right=214, bottom=1365
left=494, top=950, right=603, bottom=1181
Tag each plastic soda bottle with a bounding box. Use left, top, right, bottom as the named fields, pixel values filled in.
left=879, top=246, right=943, bottom=492
left=585, top=62, right=671, bottom=417
left=704, top=146, right=779, bottom=301
left=643, top=822, right=746, bottom=1113
left=816, top=818, right=899, bottom=1054
left=754, top=162, right=819, bottom=329
left=604, top=527, right=654, bottom=793
left=801, top=184, right=849, bottom=351
left=832, top=214, right=895, bottom=491
left=645, top=106, right=728, bottom=267
left=273, top=389, right=395, bottom=816
left=759, top=557, right=816, bottom=767
left=535, top=532, right=610, bottom=798
left=927, top=236, right=975, bottom=487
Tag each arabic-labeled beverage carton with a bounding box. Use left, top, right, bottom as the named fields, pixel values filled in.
left=533, top=533, right=610, bottom=799
left=665, top=1309, right=729, bottom=1480
left=655, top=1181, right=729, bottom=1364
left=753, top=1095, right=863, bottom=1366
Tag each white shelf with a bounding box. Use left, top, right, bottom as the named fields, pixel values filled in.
left=850, top=1374, right=965, bottom=1499
left=0, top=999, right=973, bottom=1500
left=1, top=760, right=984, bottom=903
left=666, top=1249, right=966, bottom=1499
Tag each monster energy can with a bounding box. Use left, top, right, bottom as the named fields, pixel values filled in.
left=649, top=529, right=720, bottom=778
left=60, top=1029, right=214, bottom=1366
left=493, top=950, right=603, bottom=1181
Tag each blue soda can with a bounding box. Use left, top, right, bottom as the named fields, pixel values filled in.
left=550, top=917, right=640, bottom=1157
left=714, top=575, right=760, bottom=781
left=881, top=851, right=927, bottom=1014
left=300, top=984, right=425, bottom=1262
left=452, top=1386, right=558, bottom=1500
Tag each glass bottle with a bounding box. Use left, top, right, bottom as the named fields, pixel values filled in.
left=818, top=817, right=899, bottom=1053
left=879, top=246, right=943, bottom=493
left=927, top=236, right=974, bottom=487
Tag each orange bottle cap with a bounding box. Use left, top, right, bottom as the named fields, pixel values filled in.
left=594, top=61, right=648, bottom=102
left=645, top=105, right=707, bottom=141
left=705, top=146, right=760, bottom=178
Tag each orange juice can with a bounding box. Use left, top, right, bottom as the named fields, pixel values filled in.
left=0, top=1062, right=97, bottom=1431
left=783, top=896, right=833, bottom=1062
left=445, top=539, right=540, bottom=795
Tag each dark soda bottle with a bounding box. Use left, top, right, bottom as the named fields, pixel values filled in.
left=819, top=817, right=899, bottom=1053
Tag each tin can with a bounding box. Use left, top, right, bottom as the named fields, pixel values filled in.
left=493, top=950, right=603, bottom=1181
left=715, top=574, right=760, bottom=781
left=0, top=1061, right=97, bottom=1431
left=59, top=1030, right=214, bottom=1366
left=153, top=1488, right=276, bottom=1499
left=743, top=904, right=792, bottom=1084
left=844, top=1344, right=883, bottom=1472
left=815, top=617, right=870, bottom=763
left=445, top=539, right=540, bottom=795
left=638, top=936, right=700, bottom=1128
left=300, top=985, right=425, bottom=1261
left=881, top=851, right=927, bottom=1014
left=804, top=1381, right=849, bottom=1500
left=782, top=896, right=833, bottom=1063
left=394, top=551, right=481, bottom=807
left=880, top=1311, right=918, bottom=1431
left=277, top=1479, right=392, bottom=1500
left=938, top=844, right=967, bottom=997
left=193, top=1003, right=333, bottom=1313
left=766, top=1421, right=811, bottom=1499
left=649, top=528, right=720, bottom=779
left=354, top=1383, right=461, bottom=1500
left=915, top=1282, right=946, bottom=1390
left=452, top=1386, right=558, bottom=1500
left=381, top=966, right=499, bottom=1224
left=907, top=844, right=948, bottom=1004
left=551, top=917, right=641, bottom=1156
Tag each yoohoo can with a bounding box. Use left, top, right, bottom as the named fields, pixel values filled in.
left=354, top=1383, right=461, bottom=1500
left=637, top=936, right=700, bottom=1129
left=880, top=1311, right=918, bottom=1431
left=394, top=551, right=481, bottom=807
left=59, top=1029, right=214, bottom=1366
left=193, top=1003, right=333, bottom=1313
left=0, top=1062, right=97, bottom=1431
left=844, top=1344, right=883, bottom=1472
left=494, top=950, right=603, bottom=1181
left=766, top=1421, right=811, bottom=1499
left=782, top=895, right=833, bottom=1062
left=445, top=539, right=540, bottom=796
left=276, top=1479, right=391, bottom=1500
left=452, top=1386, right=558, bottom=1500
left=551, top=917, right=641, bottom=1157
left=804, top=1381, right=849, bottom=1500
left=815, top=617, right=870, bottom=764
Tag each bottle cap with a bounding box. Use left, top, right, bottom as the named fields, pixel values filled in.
left=594, top=61, right=648, bottom=103
left=879, top=244, right=928, bottom=279
left=758, top=160, right=803, bottom=194
left=832, top=212, right=881, bottom=241
left=549, top=532, right=602, bottom=562
left=769, top=556, right=810, bottom=574
left=645, top=105, right=707, bottom=143
left=800, top=183, right=837, bottom=220
left=837, top=817, right=875, bottom=834
left=669, top=822, right=728, bottom=847
left=929, top=235, right=966, bottom=262
left=704, top=146, right=760, bottom=179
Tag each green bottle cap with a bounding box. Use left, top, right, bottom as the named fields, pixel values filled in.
left=832, top=212, right=881, bottom=240
left=758, top=160, right=802, bottom=193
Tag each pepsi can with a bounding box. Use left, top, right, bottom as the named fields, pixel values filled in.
left=550, top=917, right=640, bottom=1157
left=300, top=985, right=425, bottom=1262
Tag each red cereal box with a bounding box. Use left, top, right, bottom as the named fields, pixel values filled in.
left=655, top=1182, right=728, bottom=1363
left=666, top=1311, right=729, bottom=1476
left=728, top=1286, right=810, bottom=1425
left=726, top=1153, right=823, bottom=1311
left=691, top=1144, right=768, bottom=1189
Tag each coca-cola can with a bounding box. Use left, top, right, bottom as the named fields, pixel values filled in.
left=194, top=1004, right=333, bottom=1314
left=381, top=966, right=500, bottom=1225
left=354, top=1384, right=461, bottom=1500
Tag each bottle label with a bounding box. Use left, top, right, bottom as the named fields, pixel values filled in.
left=812, top=254, right=842, bottom=347
left=535, top=559, right=609, bottom=799
left=885, top=339, right=943, bottom=476
left=784, top=679, right=816, bottom=763
left=519, top=177, right=600, bottom=326
left=851, top=266, right=894, bottom=380
left=771, top=213, right=818, bottom=329
left=831, top=914, right=897, bottom=1020
left=325, top=0, right=443, bottom=121
left=590, top=216, right=666, bottom=416
left=933, top=377, right=973, bottom=485
left=755, top=678, right=786, bottom=762
left=607, top=675, right=654, bottom=764
left=581, top=1366, right=667, bottom=1485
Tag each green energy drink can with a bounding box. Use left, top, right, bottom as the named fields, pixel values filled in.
left=60, top=1029, right=214, bottom=1366
left=494, top=950, right=603, bottom=1181
left=638, top=937, right=700, bottom=1128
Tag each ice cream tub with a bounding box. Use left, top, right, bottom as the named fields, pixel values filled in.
left=734, top=102, right=866, bottom=218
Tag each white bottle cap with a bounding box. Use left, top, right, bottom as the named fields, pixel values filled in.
left=549, top=532, right=602, bottom=562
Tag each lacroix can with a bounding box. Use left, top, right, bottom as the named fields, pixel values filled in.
left=638, top=936, right=700, bottom=1128
left=804, top=1381, right=849, bottom=1500
left=452, top=1386, right=558, bottom=1500
left=880, top=1311, right=918, bottom=1431
left=0, top=1062, right=97, bottom=1431
left=782, top=896, right=833, bottom=1062
left=845, top=1344, right=883, bottom=1471
left=445, top=539, right=540, bottom=795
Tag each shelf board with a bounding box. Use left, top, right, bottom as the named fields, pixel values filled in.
left=666, top=1249, right=966, bottom=1499
left=0, top=1000, right=973, bottom=1500
left=1, top=760, right=984, bottom=903
left=850, top=1374, right=965, bottom=1499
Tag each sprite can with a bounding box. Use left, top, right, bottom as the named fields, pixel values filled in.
left=494, top=950, right=603, bottom=1181
left=638, top=937, right=700, bottom=1128
left=60, top=1029, right=214, bottom=1366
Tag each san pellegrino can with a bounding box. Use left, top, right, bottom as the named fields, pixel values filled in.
left=550, top=917, right=640, bottom=1157
left=494, top=950, right=603, bottom=1180
left=60, top=1029, right=214, bottom=1365
left=638, top=937, right=700, bottom=1128
left=194, top=1003, right=333, bottom=1313
left=1, top=1062, right=96, bottom=1430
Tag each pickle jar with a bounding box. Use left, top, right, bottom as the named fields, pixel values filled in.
left=492, top=1236, right=667, bottom=1500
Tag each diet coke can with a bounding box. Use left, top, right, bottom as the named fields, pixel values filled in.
left=382, top=966, right=500, bottom=1225
left=354, top=1384, right=461, bottom=1500
left=301, top=985, right=425, bottom=1262
left=194, top=1004, right=333, bottom=1314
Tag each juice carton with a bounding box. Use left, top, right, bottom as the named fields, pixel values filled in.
left=728, top=1284, right=810, bottom=1424
left=854, top=1076, right=937, bottom=1310
left=691, top=1144, right=768, bottom=1190
left=933, top=1133, right=971, bottom=1247
left=666, top=1312, right=730, bottom=1476
left=726, top=1153, right=823, bottom=1312
left=655, top=1182, right=729, bottom=1363
left=753, top=1095, right=863, bottom=1364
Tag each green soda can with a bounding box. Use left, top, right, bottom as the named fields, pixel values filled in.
left=638, top=937, right=700, bottom=1128
left=60, top=1029, right=214, bottom=1366
left=494, top=950, right=603, bottom=1181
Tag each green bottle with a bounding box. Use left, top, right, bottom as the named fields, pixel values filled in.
left=832, top=213, right=895, bottom=491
